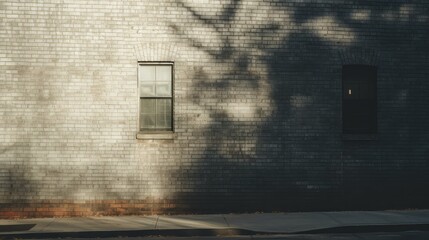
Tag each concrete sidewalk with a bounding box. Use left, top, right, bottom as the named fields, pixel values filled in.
left=1, top=210, right=429, bottom=238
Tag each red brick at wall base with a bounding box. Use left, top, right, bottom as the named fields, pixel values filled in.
left=0, top=200, right=178, bottom=219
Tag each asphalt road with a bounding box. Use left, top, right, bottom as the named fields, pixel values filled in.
left=31, top=231, right=429, bottom=240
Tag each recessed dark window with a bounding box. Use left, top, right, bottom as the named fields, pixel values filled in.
left=139, top=63, right=173, bottom=131
left=342, top=65, right=377, bottom=134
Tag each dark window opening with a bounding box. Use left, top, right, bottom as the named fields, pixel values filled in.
left=342, top=65, right=377, bottom=134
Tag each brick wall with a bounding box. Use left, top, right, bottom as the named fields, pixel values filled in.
left=1, top=0, right=429, bottom=218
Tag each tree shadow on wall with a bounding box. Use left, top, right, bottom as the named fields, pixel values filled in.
left=169, top=0, right=429, bottom=213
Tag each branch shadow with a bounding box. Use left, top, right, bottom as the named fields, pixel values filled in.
left=168, top=1, right=429, bottom=213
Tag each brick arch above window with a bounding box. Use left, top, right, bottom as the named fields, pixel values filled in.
left=134, top=42, right=180, bottom=62
left=337, top=47, right=380, bottom=66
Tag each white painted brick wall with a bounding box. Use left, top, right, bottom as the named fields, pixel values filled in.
left=1, top=0, right=429, bottom=216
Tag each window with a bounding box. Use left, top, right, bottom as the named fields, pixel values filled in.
left=138, top=62, right=173, bottom=132
left=342, top=65, right=377, bottom=134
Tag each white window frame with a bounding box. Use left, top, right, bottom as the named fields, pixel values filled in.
left=136, top=62, right=175, bottom=140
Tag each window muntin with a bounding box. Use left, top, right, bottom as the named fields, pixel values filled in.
left=139, top=63, right=173, bottom=131
left=342, top=65, right=377, bottom=134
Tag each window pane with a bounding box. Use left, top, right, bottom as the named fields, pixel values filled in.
left=156, top=99, right=172, bottom=129
left=139, top=66, right=156, bottom=82
left=140, top=99, right=156, bottom=129
left=140, top=83, right=155, bottom=97
left=140, top=114, right=156, bottom=129
left=156, top=82, right=171, bottom=97
left=140, top=99, right=155, bottom=115
left=140, top=83, right=156, bottom=97
left=156, top=65, right=172, bottom=82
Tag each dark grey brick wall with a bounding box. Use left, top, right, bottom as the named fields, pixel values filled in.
left=1, top=0, right=428, bottom=217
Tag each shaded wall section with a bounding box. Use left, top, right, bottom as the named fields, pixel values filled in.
left=0, top=0, right=428, bottom=217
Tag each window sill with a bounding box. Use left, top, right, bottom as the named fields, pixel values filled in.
left=342, top=134, right=377, bottom=141
left=136, top=131, right=175, bottom=140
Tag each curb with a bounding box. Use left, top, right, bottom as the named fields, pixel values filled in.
left=0, top=224, right=35, bottom=233
left=1, top=224, right=429, bottom=239
left=294, top=223, right=429, bottom=234
left=0, top=228, right=260, bottom=240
